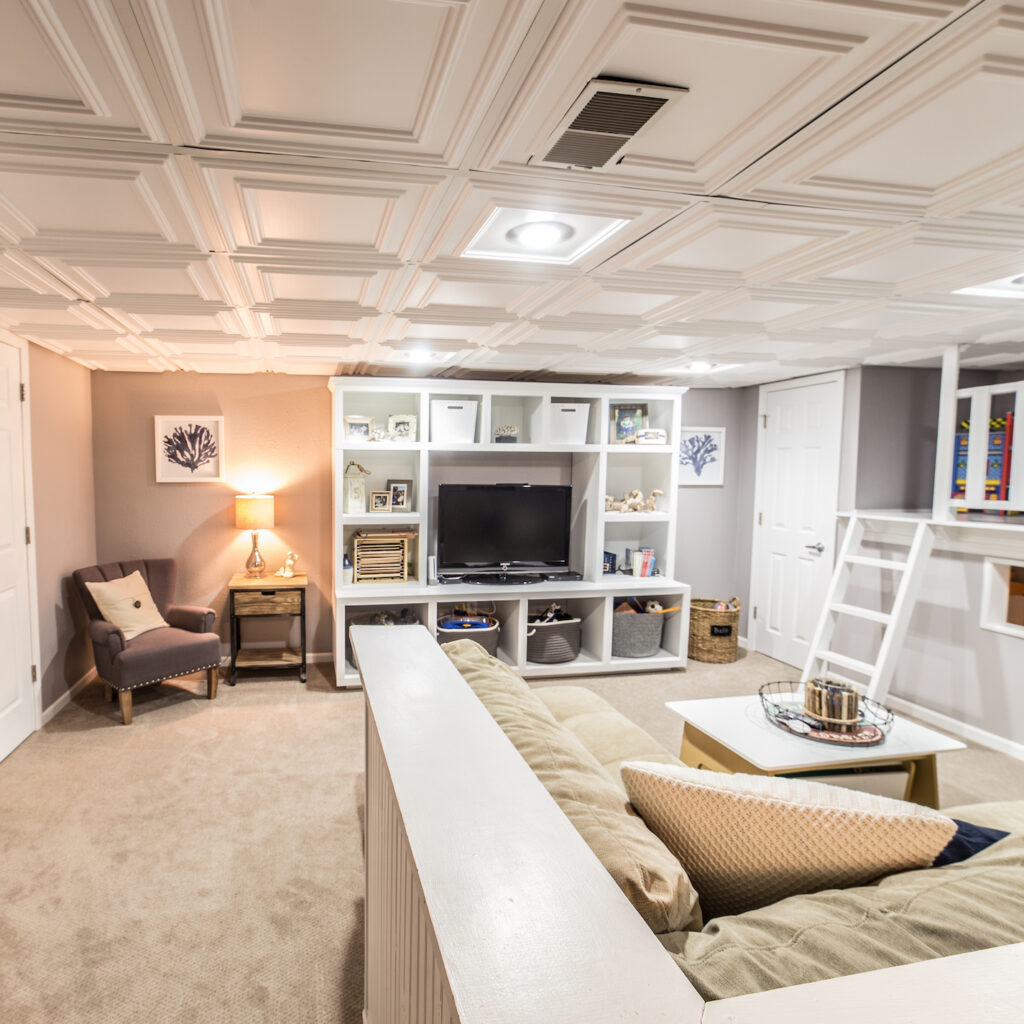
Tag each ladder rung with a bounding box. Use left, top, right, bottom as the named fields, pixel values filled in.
left=814, top=650, right=875, bottom=677
left=830, top=603, right=892, bottom=625
left=843, top=555, right=908, bottom=571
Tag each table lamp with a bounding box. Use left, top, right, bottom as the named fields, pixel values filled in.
left=235, top=494, right=275, bottom=577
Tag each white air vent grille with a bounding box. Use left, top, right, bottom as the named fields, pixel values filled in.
left=531, top=80, right=687, bottom=170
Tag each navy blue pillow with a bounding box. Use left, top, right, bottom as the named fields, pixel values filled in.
left=932, top=818, right=1010, bottom=867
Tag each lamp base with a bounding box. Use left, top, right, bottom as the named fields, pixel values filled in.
left=245, top=531, right=266, bottom=577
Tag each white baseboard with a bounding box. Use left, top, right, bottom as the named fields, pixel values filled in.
left=41, top=668, right=97, bottom=725
left=887, top=694, right=1024, bottom=763
left=738, top=635, right=749, bottom=650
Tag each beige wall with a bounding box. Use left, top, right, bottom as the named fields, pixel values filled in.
left=91, top=372, right=333, bottom=657
left=28, top=343, right=97, bottom=709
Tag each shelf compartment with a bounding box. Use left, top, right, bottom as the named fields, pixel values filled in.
left=343, top=606, right=429, bottom=677
left=338, top=391, right=421, bottom=442
left=549, top=397, right=600, bottom=445
left=525, top=596, right=604, bottom=666
left=490, top=394, right=545, bottom=444
left=605, top=450, right=672, bottom=513
left=338, top=450, right=421, bottom=515
left=601, top=520, right=670, bottom=580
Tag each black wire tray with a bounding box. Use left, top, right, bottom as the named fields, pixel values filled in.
left=758, top=680, right=894, bottom=747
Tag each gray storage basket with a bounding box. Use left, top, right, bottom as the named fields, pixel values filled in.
left=526, top=617, right=581, bottom=664
left=437, top=618, right=500, bottom=656
left=611, top=612, right=664, bottom=658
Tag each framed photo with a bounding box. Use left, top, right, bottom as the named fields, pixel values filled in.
left=370, top=490, right=392, bottom=512
left=387, top=478, right=413, bottom=511
left=344, top=415, right=374, bottom=440
left=155, top=415, right=224, bottom=482
left=609, top=403, right=648, bottom=444
left=387, top=413, right=417, bottom=441
left=679, top=427, right=725, bottom=486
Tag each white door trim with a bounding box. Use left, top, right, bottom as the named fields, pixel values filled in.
left=1, top=328, right=43, bottom=735
left=749, top=370, right=846, bottom=657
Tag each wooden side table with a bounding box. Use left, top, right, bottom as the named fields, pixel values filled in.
left=228, top=572, right=308, bottom=685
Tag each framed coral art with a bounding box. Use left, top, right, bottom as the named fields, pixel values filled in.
left=679, top=427, right=725, bottom=486
left=155, top=416, right=225, bottom=482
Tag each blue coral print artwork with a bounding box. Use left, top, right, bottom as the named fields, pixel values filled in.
left=679, top=428, right=725, bottom=485
left=155, top=415, right=224, bottom=482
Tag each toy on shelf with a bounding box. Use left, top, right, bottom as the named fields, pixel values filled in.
left=605, top=488, right=664, bottom=512
left=950, top=412, right=1015, bottom=513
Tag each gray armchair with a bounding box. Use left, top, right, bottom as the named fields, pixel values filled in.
left=72, top=559, right=220, bottom=725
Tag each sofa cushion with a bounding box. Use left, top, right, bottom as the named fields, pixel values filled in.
left=621, top=760, right=956, bottom=919
left=941, top=801, right=1024, bottom=835
left=659, top=832, right=1024, bottom=1000
left=85, top=570, right=168, bottom=640
left=535, top=685, right=685, bottom=790
left=442, top=640, right=702, bottom=932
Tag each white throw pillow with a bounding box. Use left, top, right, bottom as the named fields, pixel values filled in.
left=85, top=571, right=169, bottom=640
left=621, top=761, right=957, bottom=919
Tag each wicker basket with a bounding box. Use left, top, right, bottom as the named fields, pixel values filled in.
left=611, top=612, right=664, bottom=658
left=437, top=616, right=500, bottom=656
left=526, top=617, right=581, bottom=664
left=688, top=597, right=741, bottom=663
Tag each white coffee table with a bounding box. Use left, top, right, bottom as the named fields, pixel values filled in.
left=666, top=694, right=966, bottom=807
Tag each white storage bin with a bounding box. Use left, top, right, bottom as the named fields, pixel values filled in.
left=430, top=399, right=478, bottom=443
left=549, top=402, right=590, bottom=444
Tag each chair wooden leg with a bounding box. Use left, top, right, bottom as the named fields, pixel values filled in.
left=104, top=683, right=114, bottom=703
left=207, top=666, right=219, bottom=700
left=117, top=689, right=133, bottom=725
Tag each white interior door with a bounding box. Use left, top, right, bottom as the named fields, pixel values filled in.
left=0, top=340, right=35, bottom=761
left=751, top=373, right=844, bottom=668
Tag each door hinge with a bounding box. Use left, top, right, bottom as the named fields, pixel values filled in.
left=753, top=606, right=758, bottom=620
left=758, top=511, right=763, bottom=526
left=25, top=526, right=30, bottom=544
left=31, top=665, right=38, bottom=683
left=761, top=413, right=767, bottom=428
left=20, top=382, right=26, bottom=402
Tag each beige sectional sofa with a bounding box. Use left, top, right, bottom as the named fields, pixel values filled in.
left=353, top=624, right=1024, bottom=1024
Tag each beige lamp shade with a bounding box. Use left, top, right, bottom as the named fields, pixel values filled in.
left=235, top=494, right=275, bottom=531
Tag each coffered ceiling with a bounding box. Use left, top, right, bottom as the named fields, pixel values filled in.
left=2, top=0, right=1024, bottom=386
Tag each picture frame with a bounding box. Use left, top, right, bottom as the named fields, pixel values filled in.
left=155, top=415, right=224, bottom=482
left=679, top=426, right=725, bottom=486
left=370, top=490, right=392, bottom=512
left=609, top=403, right=648, bottom=444
left=387, top=478, right=413, bottom=512
left=387, top=413, right=417, bottom=442
left=344, top=415, right=374, bottom=440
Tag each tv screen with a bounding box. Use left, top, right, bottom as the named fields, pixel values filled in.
left=437, top=484, right=571, bottom=573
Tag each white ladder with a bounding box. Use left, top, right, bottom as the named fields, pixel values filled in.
left=802, top=515, right=936, bottom=702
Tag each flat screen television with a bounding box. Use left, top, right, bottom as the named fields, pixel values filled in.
left=436, top=483, right=571, bottom=578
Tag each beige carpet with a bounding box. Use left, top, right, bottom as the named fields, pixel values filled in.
left=1, top=649, right=1020, bottom=1023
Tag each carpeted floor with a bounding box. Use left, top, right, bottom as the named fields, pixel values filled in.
left=1, top=648, right=1021, bottom=1023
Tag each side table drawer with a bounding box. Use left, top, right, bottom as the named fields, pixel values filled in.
left=234, top=589, right=302, bottom=615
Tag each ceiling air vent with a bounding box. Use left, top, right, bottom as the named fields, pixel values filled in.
left=530, top=79, right=687, bottom=170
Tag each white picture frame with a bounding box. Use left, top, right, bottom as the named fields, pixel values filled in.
left=155, top=415, right=225, bottom=482
left=387, top=413, right=417, bottom=441
left=679, top=426, right=725, bottom=486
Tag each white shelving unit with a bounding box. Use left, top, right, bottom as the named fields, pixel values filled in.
left=329, top=377, right=689, bottom=687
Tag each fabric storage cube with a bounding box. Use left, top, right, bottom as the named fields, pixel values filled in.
left=437, top=617, right=500, bottom=656
left=549, top=402, right=590, bottom=444
left=430, top=399, right=478, bottom=443
left=526, top=617, right=581, bottom=663
left=612, top=612, right=664, bottom=657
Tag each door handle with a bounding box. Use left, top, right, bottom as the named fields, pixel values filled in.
left=805, top=542, right=825, bottom=553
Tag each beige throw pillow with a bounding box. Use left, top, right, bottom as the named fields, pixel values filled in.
left=621, top=761, right=957, bottom=919
left=85, top=571, right=169, bottom=640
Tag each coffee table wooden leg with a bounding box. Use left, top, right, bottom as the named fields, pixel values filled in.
left=680, top=725, right=763, bottom=776
left=905, top=754, right=939, bottom=808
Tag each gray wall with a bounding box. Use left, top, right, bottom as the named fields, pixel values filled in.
left=28, top=343, right=97, bottom=710
left=677, top=387, right=758, bottom=636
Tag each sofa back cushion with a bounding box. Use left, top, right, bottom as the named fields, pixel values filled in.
left=442, top=639, right=702, bottom=932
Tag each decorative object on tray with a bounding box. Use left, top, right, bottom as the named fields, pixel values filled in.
left=494, top=424, right=519, bottom=443
left=679, top=426, right=725, bottom=486
left=370, top=490, right=392, bottom=512
left=343, top=461, right=370, bottom=514
left=344, top=415, right=373, bottom=440
left=387, top=413, right=416, bottom=441
left=387, top=478, right=412, bottom=511
left=155, top=415, right=224, bottom=482
left=759, top=680, right=894, bottom=746
left=275, top=551, right=298, bottom=578
left=636, top=427, right=667, bottom=445
left=605, top=488, right=663, bottom=512
left=352, top=530, right=417, bottom=583
left=688, top=597, right=740, bottom=663
left=526, top=603, right=581, bottom=664
left=609, top=403, right=648, bottom=443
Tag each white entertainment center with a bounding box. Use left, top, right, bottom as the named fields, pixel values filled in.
left=329, top=377, right=691, bottom=687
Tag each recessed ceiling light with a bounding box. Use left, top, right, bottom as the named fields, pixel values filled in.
left=956, top=274, right=1024, bottom=298
left=407, top=348, right=432, bottom=363
left=687, top=361, right=713, bottom=373
left=505, top=220, right=575, bottom=250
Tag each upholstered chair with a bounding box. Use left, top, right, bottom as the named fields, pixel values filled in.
left=72, top=559, right=220, bottom=725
